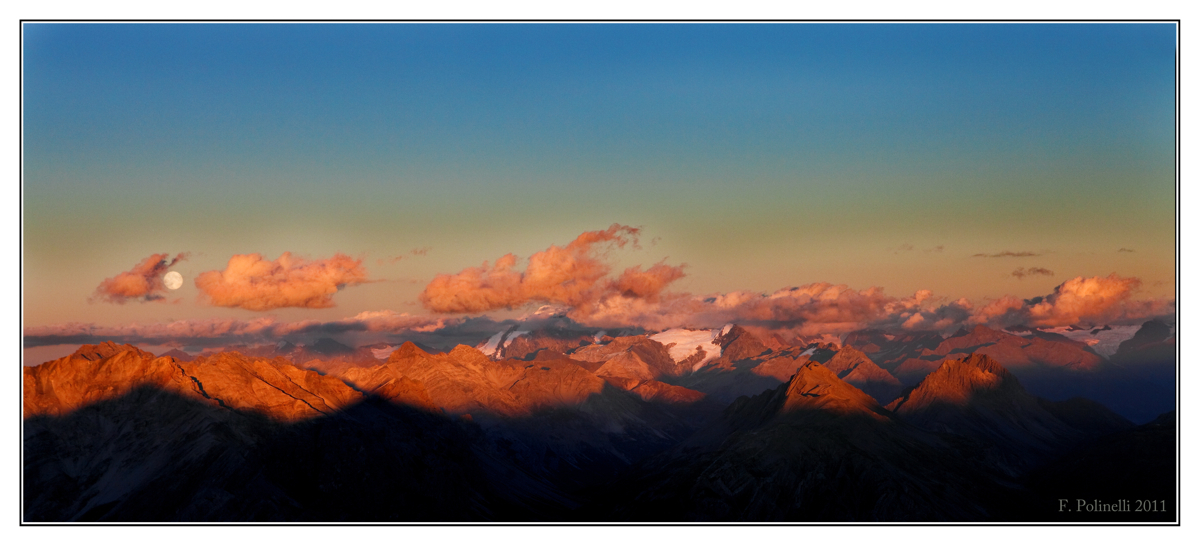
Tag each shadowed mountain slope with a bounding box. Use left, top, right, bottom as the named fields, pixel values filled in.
left=23, top=339, right=1170, bottom=523
left=1020, top=411, right=1175, bottom=522
left=887, top=354, right=1131, bottom=474
left=23, top=385, right=542, bottom=521
left=589, top=361, right=1029, bottom=521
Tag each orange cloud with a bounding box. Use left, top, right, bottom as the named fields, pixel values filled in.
left=1024, top=274, right=1170, bottom=327
left=576, top=284, right=966, bottom=335
left=968, top=296, right=1027, bottom=327
left=575, top=275, right=1170, bottom=334
left=611, top=262, right=687, bottom=301
left=92, top=253, right=189, bottom=304
left=420, top=224, right=682, bottom=314
left=968, top=274, right=1174, bottom=328
left=195, top=252, right=368, bottom=311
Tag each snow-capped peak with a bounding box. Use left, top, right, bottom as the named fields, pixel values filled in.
left=650, top=327, right=726, bottom=372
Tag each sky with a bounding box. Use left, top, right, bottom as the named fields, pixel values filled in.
left=21, top=22, right=1178, bottom=360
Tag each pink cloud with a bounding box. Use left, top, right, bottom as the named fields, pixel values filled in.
left=195, top=252, right=369, bottom=311
left=611, top=262, right=687, bottom=301
left=1024, top=274, right=1171, bottom=327
left=968, top=274, right=1173, bottom=328
left=419, top=229, right=1173, bottom=334
left=419, top=224, right=683, bottom=314
left=572, top=276, right=1171, bottom=334
left=575, top=284, right=952, bottom=335
left=92, top=253, right=189, bottom=304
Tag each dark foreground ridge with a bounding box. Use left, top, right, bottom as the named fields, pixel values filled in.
left=22, top=337, right=1176, bottom=522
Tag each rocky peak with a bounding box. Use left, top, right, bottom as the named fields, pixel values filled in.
left=780, top=362, right=888, bottom=418
left=886, top=353, right=1092, bottom=474
left=447, top=345, right=490, bottom=366
left=71, top=341, right=145, bottom=362
left=889, top=354, right=1021, bottom=413
left=824, top=346, right=871, bottom=371
left=1116, top=319, right=1172, bottom=354
left=387, top=341, right=433, bottom=363
left=714, top=325, right=770, bottom=361
left=952, top=325, right=1009, bottom=346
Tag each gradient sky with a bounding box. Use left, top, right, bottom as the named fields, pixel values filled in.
left=22, top=23, right=1177, bottom=342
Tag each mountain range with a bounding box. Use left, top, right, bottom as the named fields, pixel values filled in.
left=22, top=320, right=1176, bottom=522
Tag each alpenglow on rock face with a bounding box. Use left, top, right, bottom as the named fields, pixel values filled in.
left=24, top=342, right=365, bottom=421
left=21, top=327, right=1173, bottom=523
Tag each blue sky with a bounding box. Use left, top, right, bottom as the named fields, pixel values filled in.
left=21, top=22, right=1177, bottom=341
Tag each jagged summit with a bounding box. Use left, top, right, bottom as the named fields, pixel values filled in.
left=887, top=353, right=1089, bottom=474
left=888, top=353, right=1020, bottom=412
left=71, top=340, right=144, bottom=361
left=780, top=361, right=890, bottom=419
left=714, top=324, right=769, bottom=361
left=387, top=340, right=433, bottom=363
left=25, top=344, right=363, bottom=422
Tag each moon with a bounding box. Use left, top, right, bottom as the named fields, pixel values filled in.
left=163, top=271, right=183, bottom=290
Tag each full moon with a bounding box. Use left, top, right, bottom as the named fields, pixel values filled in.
left=163, top=271, right=183, bottom=290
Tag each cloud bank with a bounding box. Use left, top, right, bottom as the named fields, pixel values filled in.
left=195, top=252, right=369, bottom=311
left=92, top=253, right=189, bottom=304
left=583, top=275, right=1170, bottom=335
left=32, top=274, right=1171, bottom=353
left=23, top=311, right=456, bottom=350
left=52, top=231, right=1174, bottom=353
left=418, top=229, right=1172, bottom=336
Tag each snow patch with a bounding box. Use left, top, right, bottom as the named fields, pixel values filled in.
left=478, top=331, right=506, bottom=357
left=649, top=327, right=724, bottom=371
left=370, top=346, right=398, bottom=360
left=799, top=347, right=817, bottom=358
left=1040, top=325, right=1141, bottom=357
left=503, top=330, right=530, bottom=347
left=594, top=330, right=606, bottom=343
